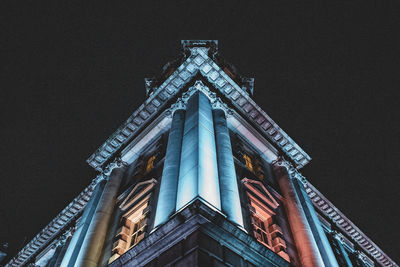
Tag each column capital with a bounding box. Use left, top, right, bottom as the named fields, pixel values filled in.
left=104, top=157, right=127, bottom=174
left=91, top=157, right=128, bottom=185
left=166, top=98, right=186, bottom=118
left=331, top=230, right=345, bottom=244
left=272, top=156, right=292, bottom=169
left=355, top=250, right=370, bottom=263
left=211, top=98, right=234, bottom=117
left=52, top=232, right=70, bottom=249
left=292, top=170, right=307, bottom=184
left=91, top=173, right=107, bottom=187
left=272, top=157, right=307, bottom=183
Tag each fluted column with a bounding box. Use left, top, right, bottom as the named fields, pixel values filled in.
left=273, top=160, right=324, bottom=267
left=176, top=91, right=221, bottom=211
left=154, top=109, right=185, bottom=227
left=74, top=166, right=126, bottom=267
left=60, top=178, right=106, bottom=267
left=213, top=108, right=244, bottom=227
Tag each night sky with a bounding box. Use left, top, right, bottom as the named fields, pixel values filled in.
left=1, top=1, right=399, bottom=265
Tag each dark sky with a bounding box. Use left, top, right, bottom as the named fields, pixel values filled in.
left=1, top=0, right=399, bottom=265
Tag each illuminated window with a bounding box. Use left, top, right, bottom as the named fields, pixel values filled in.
left=129, top=215, right=147, bottom=247
left=243, top=154, right=254, bottom=172
left=145, top=155, right=156, bottom=173
left=109, top=179, right=156, bottom=264
left=243, top=178, right=290, bottom=262
left=254, top=158, right=264, bottom=180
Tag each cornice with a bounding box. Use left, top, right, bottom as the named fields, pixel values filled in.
left=304, top=181, right=398, bottom=267
left=5, top=160, right=122, bottom=267
left=271, top=157, right=398, bottom=267
left=5, top=187, right=92, bottom=267
left=87, top=41, right=311, bottom=171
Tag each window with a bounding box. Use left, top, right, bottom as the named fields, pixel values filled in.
left=243, top=154, right=254, bottom=172
left=129, top=216, right=147, bottom=247
left=243, top=178, right=290, bottom=262
left=242, top=153, right=264, bottom=180
left=254, top=158, right=264, bottom=180
left=109, top=179, right=156, bottom=264
left=145, top=155, right=156, bottom=173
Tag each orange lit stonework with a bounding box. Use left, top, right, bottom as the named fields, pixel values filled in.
left=109, top=179, right=157, bottom=263
left=242, top=178, right=290, bottom=262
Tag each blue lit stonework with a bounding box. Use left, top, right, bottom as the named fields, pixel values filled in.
left=176, top=91, right=221, bottom=211
left=6, top=41, right=396, bottom=267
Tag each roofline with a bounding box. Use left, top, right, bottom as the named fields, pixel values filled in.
left=87, top=41, right=311, bottom=171
left=5, top=184, right=95, bottom=266
left=305, top=181, right=398, bottom=267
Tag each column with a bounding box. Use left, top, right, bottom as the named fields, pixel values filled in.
left=213, top=108, right=244, bottom=227
left=176, top=91, right=221, bottom=211
left=293, top=176, right=339, bottom=267
left=46, top=235, right=69, bottom=267
left=333, top=232, right=354, bottom=267
left=74, top=166, right=125, bottom=267
left=273, top=161, right=324, bottom=267
left=60, top=179, right=106, bottom=267
left=53, top=235, right=72, bottom=267
left=154, top=109, right=185, bottom=227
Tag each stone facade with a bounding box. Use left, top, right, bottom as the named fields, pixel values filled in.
left=6, top=40, right=397, bottom=267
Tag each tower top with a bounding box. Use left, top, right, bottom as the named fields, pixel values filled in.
left=181, top=40, right=218, bottom=52
left=87, top=40, right=311, bottom=171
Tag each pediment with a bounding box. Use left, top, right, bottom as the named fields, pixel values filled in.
left=242, top=178, right=279, bottom=210
left=87, top=41, right=311, bottom=171
left=119, top=178, right=157, bottom=211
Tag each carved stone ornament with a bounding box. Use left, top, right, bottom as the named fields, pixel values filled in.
left=166, top=98, right=187, bottom=117
left=91, top=173, right=107, bottom=187
left=332, top=230, right=345, bottom=244
left=272, top=157, right=308, bottom=184
left=105, top=157, right=127, bottom=172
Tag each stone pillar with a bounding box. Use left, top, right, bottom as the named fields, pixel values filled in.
left=46, top=235, right=69, bottom=267
left=74, top=166, right=126, bottom=267
left=273, top=161, right=324, bottom=267
left=333, top=232, right=354, bottom=267
left=54, top=235, right=72, bottom=267
left=176, top=91, right=221, bottom=211
left=60, top=178, right=106, bottom=267
left=154, top=109, right=185, bottom=227
left=293, top=175, right=339, bottom=267
left=212, top=108, right=244, bottom=227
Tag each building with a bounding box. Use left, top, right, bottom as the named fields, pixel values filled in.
left=5, top=40, right=397, bottom=267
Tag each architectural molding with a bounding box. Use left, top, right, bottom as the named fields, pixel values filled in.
left=271, top=156, right=398, bottom=267
left=8, top=40, right=397, bottom=267
left=5, top=189, right=93, bottom=266
left=272, top=157, right=308, bottom=184
left=165, top=98, right=186, bottom=117
left=87, top=43, right=311, bottom=171
left=242, top=178, right=280, bottom=209
left=304, top=181, right=398, bottom=267
left=118, top=178, right=157, bottom=211
left=110, top=199, right=289, bottom=267
left=5, top=156, right=127, bottom=266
